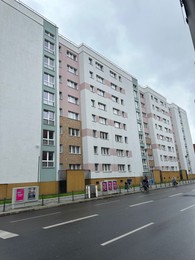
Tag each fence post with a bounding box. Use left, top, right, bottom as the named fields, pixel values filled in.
left=72, top=191, right=74, bottom=201
left=3, top=198, right=6, bottom=212
left=58, top=193, right=60, bottom=204
left=42, top=194, right=44, bottom=206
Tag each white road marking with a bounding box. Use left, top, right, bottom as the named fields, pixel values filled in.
left=10, top=212, right=61, bottom=223
left=94, top=200, right=120, bottom=206
left=169, top=193, right=183, bottom=198
left=101, top=222, right=154, bottom=246
left=180, top=204, right=195, bottom=212
left=43, top=214, right=99, bottom=229
left=0, top=230, right=19, bottom=239
left=129, top=200, right=154, bottom=207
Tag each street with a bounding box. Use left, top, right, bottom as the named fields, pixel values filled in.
left=1, top=183, right=195, bottom=260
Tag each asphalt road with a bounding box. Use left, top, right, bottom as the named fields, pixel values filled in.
left=1, top=184, right=195, bottom=260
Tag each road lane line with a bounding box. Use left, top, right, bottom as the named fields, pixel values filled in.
left=94, top=200, right=120, bottom=206
left=0, top=230, right=19, bottom=239
left=43, top=214, right=99, bottom=229
left=101, top=222, right=154, bottom=246
left=129, top=200, right=154, bottom=207
left=169, top=193, right=183, bottom=198
left=180, top=204, right=195, bottom=212
left=10, top=212, right=61, bottom=223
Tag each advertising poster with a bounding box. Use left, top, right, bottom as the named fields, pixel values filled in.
left=108, top=181, right=112, bottom=191
left=16, top=188, right=25, bottom=202
left=27, top=187, right=36, bottom=201
left=113, top=180, right=117, bottom=190
left=102, top=181, right=107, bottom=192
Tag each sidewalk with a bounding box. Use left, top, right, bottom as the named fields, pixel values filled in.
left=0, top=180, right=194, bottom=217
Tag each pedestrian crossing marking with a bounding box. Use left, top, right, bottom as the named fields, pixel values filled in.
left=0, top=230, right=19, bottom=239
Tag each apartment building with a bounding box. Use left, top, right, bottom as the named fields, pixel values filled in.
left=139, top=86, right=195, bottom=175
left=59, top=36, right=83, bottom=173
left=1, top=0, right=194, bottom=193
left=139, top=87, right=179, bottom=172
left=0, top=0, right=59, bottom=184
left=78, top=44, right=143, bottom=180
left=170, top=104, right=195, bottom=174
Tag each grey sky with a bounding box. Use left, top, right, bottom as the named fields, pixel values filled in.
left=21, top=0, right=195, bottom=142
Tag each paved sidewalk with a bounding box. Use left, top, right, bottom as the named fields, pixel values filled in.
left=0, top=180, right=194, bottom=217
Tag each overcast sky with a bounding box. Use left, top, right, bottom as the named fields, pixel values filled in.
left=21, top=0, right=195, bottom=142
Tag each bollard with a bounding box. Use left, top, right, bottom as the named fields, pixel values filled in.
left=58, top=194, right=60, bottom=204
left=42, top=194, right=44, bottom=206
left=3, top=198, right=6, bottom=212
left=72, top=191, right=74, bottom=201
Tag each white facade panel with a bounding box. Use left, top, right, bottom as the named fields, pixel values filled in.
left=0, top=0, right=43, bottom=183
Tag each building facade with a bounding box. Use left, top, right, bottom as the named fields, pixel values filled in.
left=0, top=0, right=59, bottom=184
left=0, top=0, right=195, bottom=190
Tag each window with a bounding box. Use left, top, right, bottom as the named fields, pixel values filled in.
left=114, top=121, right=120, bottom=128
left=115, top=135, right=122, bottom=142
left=137, top=123, right=142, bottom=131
left=113, top=108, right=120, bottom=115
left=96, top=75, right=104, bottom=83
left=67, top=65, right=77, bottom=75
left=89, top=58, right=93, bottom=65
left=93, top=130, right=97, bottom=138
left=92, top=114, right=97, bottom=122
left=45, top=30, right=55, bottom=39
left=60, top=144, right=63, bottom=153
left=100, top=131, right=108, bottom=140
left=59, top=75, right=62, bottom=84
left=91, top=99, right=95, bottom=107
left=44, top=40, right=54, bottom=53
left=111, top=83, right=117, bottom=90
left=43, top=91, right=55, bottom=106
left=69, top=164, right=81, bottom=170
left=44, top=56, right=54, bottom=70
left=43, top=130, right=54, bottom=145
left=68, top=111, right=79, bottom=120
left=101, top=147, right=109, bottom=155
left=42, top=151, right=54, bottom=167
left=95, top=62, right=103, bottom=71
left=90, top=85, right=94, bottom=92
left=112, top=95, right=118, bottom=103
left=135, top=101, right=139, bottom=109
left=94, top=146, right=98, bottom=154
left=102, top=164, right=111, bottom=172
left=44, top=73, right=54, bottom=88
left=69, top=145, right=80, bottom=154
left=98, top=102, right=106, bottom=111
left=95, top=164, right=99, bottom=171
left=69, top=128, right=80, bottom=137
left=99, top=117, right=107, bottom=125
left=128, top=165, right=131, bottom=172
left=125, top=137, right=128, bottom=143
left=68, top=95, right=79, bottom=105
left=89, top=71, right=93, bottom=78
left=67, top=50, right=77, bottom=61
left=118, top=164, right=125, bottom=172
left=59, top=91, right=62, bottom=100
left=67, top=80, right=78, bottom=89
left=97, top=89, right=105, bottom=97
left=117, top=149, right=124, bottom=157
left=110, top=70, right=116, bottom=78
left=133, top=90, right=138, bottom=98
left=43, top=110, right=55, bottom=125
left=121, top=99, right=124, bottom=105
left=59, top=108, right=62, bottom=116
